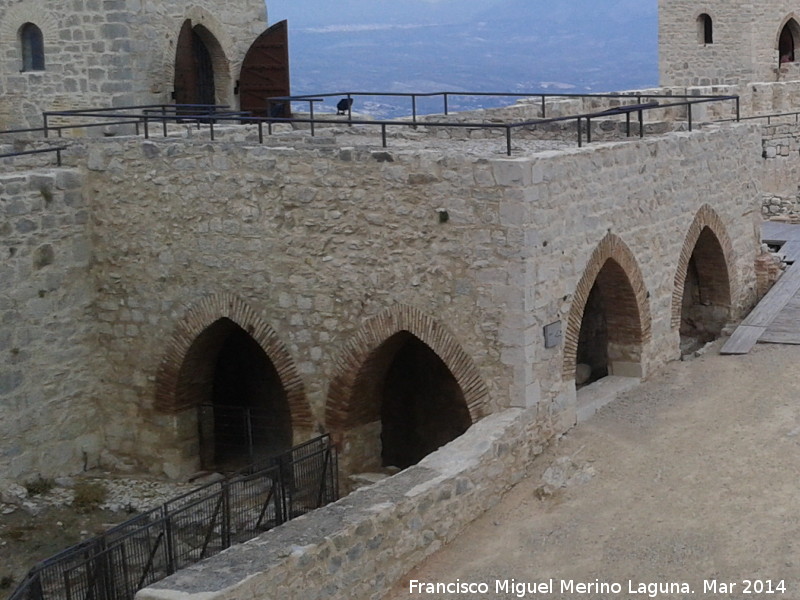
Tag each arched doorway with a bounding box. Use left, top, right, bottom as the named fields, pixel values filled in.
left=779, top=20, right=800, bottom=64
left=240, top=20, right=291, bottom=118
left=178, top=317, right=293, bottom=470
left=563, top=234, right=651, bottom=387
left=376, top=332, right=472, bottom=469
left=174, top=20, right=225, bottom=106
left=325, top=305, right=487, bottom=481
left=675, top=227, right=732, bottom=355
left=574, top=259, right=644, bottom=386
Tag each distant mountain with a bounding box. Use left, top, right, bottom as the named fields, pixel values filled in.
left=277, top=1, right=658, bottom=118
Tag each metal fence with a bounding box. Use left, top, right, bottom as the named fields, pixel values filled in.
left=8, top=435, right=338, bottom=600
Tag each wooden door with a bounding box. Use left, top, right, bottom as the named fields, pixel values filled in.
left=240, top=20, right=291, bottom=117
left=174, top=20, right=216, bottom=107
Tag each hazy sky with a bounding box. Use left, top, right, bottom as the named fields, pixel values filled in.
left=266, top=0, right=656, bottom=28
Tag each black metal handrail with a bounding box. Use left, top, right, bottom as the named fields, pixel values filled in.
left=275, top=90, right=741, bottom=122
left=0, top=93, right=741, bottom=164
left=0, top=145, right=68, bottom=166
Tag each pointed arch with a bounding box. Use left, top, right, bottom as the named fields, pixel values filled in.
left=173, top=13, right=232, bottom=106
left=672, top=204, right=735, bottom=331
left=325, top=305, right=489, bottom=432
left=778, top=16, right=800, bottom=64
left=563, top=233, right=652, bottom=381
left=155, top=293, right=311, bottom=430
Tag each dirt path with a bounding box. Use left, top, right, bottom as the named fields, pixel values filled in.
left=384, top=341, right=800, bottom=600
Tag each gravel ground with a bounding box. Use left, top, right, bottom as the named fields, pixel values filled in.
left=384, top=340, right=800, bottom=600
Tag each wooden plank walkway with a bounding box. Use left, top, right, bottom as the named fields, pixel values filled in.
left=720, top=222, right=800, bottom=355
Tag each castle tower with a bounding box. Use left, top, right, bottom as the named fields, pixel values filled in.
left=0, top=0, right=288, bottom=129
left=659, top=1, right=800, bottom=86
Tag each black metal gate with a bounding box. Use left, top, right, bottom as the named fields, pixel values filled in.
left=9, top=436, right=338, bottom=600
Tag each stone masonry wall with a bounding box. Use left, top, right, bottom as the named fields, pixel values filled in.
left=658, top=0, right=800, bottom=87
left=0, top=0, right=267, bottom=129
left=0, top=168, right=99, bottom=479
left=68, top=120, right=761, bottom=478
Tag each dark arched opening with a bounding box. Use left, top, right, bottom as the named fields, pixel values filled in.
left=178, top=317, right=292, bottom=471
left=780, top=21, right=799, bottom=63
left=379, top=333, right=472, bottom=469
left=575, top=259, right=643, bottom=387
left=20, top=23, right=44, bottom=71
left=697, top=14, right=713, bottom=45
left=679, top=227, right=731, bottom=355
left=174, top=21, right=218, bottom=106
left=343, top=331, right=472, bottom=473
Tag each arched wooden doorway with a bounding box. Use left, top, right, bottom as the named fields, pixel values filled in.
left=174, top=20, right=221, bottom=106
left=240, top=20, right=291, bottom=117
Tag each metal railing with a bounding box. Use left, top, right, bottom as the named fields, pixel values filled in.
left=0, top=92, right=743, bottom=167
left=8, top=434, right=338, bottom=600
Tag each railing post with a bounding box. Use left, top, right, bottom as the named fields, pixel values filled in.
left=164, top=513, right=176, bottom=575
left=443, top=93, right=449, bottom=116
left=347, top=93, right=353, bottom=126
left=586, top=117, right=592, bottom=144
left=626, top=112, right=632, bottom=137
left=541, top=95, right=546, bottom=119
left=735, top=97, right=740, bottom=122
left=309, top=100, right=315, bottom=137
left=56, top=148, right=62, bottom=167
left=162, top=106, right=168, bottom=138
left=577, top=117, right=582, bottom=148
left=506, top=126, right=512, bottom=156
left=258, top=120, right=263, bottom=144
left=245, top=409, right=254, bottom=466
left=144, top=115, right=150, bottom=139
left=412, top=95, right=417, bottom=124
left=209, top=119, right=215, bottom=141
left=687, top=103, right=693, bottom=131
left=381, top=123, right=387, bottom=148
left=43, top=113, right=50, bottom=138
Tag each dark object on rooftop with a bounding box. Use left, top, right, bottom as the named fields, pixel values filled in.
left=337, top=98, right=354, bottom=115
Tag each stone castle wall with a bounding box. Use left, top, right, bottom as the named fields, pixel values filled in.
left=0, top=119, right=757, bottom=480
left=659, top=0, right=800, bottom=87
left=0, top=168, right=99, bottom=479
left=0, top=0, right=267, bottom=129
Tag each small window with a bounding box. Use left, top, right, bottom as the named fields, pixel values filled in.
left=780, top=21, right=800, bottom=64
left=697, top=14, right=713, bottom=45
left=20, top=23, right=45, bottom=71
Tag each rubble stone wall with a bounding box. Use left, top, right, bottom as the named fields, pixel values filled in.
left=0, top=168, right=99, bottom=479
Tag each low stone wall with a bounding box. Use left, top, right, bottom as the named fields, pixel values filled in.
left=137, top=407, right=550, bottom=600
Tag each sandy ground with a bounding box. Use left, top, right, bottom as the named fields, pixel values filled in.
left=384, top=341, right=800, bottom=600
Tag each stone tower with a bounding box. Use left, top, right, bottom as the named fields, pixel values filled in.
left=659, top=1, right=800, bottom=86
left=0, top=0, right=286, bottom=129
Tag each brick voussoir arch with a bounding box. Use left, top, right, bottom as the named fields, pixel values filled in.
left=155, top=293, right=312, bottom=429
left=671, top=204, right=736, bottom=329
left=562, top=233, right=652, bottom=381
left=325, top=305, right=489, bottom=431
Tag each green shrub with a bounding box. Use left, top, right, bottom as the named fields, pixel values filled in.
left=25, top=476, right=55, bottom=496
left=72, top=481, right=107, bottom=513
